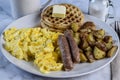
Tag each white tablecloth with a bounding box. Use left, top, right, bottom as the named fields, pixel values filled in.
left=0, top=0, right=115, bottom=80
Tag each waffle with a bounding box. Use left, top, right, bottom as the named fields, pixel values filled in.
left=40, top=4, right=84, bottom=32
left=41, top=21, right=64, bottom=32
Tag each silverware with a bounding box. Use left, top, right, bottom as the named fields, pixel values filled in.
left=110, top=21, right=120, bottom=80
left=115, top=21, right=120, bottom=39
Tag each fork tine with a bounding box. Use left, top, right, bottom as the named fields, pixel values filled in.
left=115, top=21, right=116, bottom=31
left=115, top=21, right=117, bottom=32
left=116, top=21, right=120, bottom=39
left=117, top=21, right=120, bottom=39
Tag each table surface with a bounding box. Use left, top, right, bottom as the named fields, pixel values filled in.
left=0, top=0, right=120, bottom=80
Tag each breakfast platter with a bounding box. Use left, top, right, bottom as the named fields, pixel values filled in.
left=0, top=4, right=119, bottom=78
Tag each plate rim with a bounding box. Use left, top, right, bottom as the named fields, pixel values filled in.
left=0, top=12, right=119, bottom=78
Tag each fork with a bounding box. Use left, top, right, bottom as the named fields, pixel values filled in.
left=115, top=21, right=120, bottom=39
left=110, top=21, right=120, bottom=80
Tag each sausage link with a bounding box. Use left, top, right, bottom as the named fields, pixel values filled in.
left=58, top=35, right=73, bottom=71
left=64, top=30, right=80, bottom=63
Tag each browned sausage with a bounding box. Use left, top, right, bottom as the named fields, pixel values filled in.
left=64, top=30, right=80, bottom=63
left=58, top=35, right=73, bottom=71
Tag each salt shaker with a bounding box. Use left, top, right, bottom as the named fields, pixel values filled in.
left=89, top=0, right=109, bottom=21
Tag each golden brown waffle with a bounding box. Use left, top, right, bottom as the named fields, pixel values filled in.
left=40, top=4, right=84, bottom=32
left=40, top=21, right=64, bottom=32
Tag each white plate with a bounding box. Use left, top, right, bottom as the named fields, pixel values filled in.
left=0, top=13, right=119, bottom=78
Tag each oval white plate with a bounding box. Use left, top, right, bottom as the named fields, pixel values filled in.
left=0, top=13, right=119, bottom=78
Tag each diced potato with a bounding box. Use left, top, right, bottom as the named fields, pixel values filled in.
left=71, top=23, right=79, bottom=32
left=103, top=36, right=113, bottom=51
left=93, top=46, right=106, bottom=60
left=82, top=22, right=96, bottom=30
left=80, top=29, right=91, bottom=33
left=87, top=33, right=95, bottom=42
left=104, top=36, right=113, bottom=43
left=73, top=33, right=80, bottom=45
left=80, top=52, right=88, bottom=62
left=87, top=33, right=95, bottom=46
left=107, top=46, right=118, bottom=57
left=99, top=29, right=105, bottom=36
left=79, top=32, right=88, bottom=39
left=95, top=42, right=107, bottom=51
left=74, top=33, right=79, bottom=38
left=93, top=29, right=105, bottom=39
left=79, top=49, right=88, bottom=62
left=80, top=38, right=89, bottom=49
left=85, top=51, right=95, bottom=63
left=105, top=42, right=113, bottom=50
left=74, top=37, right=80, bottom=45
left=96, top=38, right=103, bottom=42
left=85, top=46, right=92, bottom=52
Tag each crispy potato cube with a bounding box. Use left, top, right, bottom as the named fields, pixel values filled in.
left=96, top=38, right=103, bottom=43
left=79, top=32, right=88, bottom=39
left=104, top=36, right=113, bottom=43
left=73, top=33, right=80, bottom=45
left=74, top=33, right=79, bottom=38
left=85, top=46, right=92, bottom=52
left=80, top=29, right=91, bottom=33
left=82, top=22, right=96, bottom=30
left=80, top=38, right=89, bottom=49
left=87, top=33, right=95, bottom=46
left=71, top=23, right=80, bottom=32
left=94, top=46, right=106, bottom=60
left=103, top=36, right=113, bottom=51
left=85, top=51, right=95, bottom=63
left=87, top=33, right=95, bottom=42
left=74, top=37, right=80, bottom=45
left=93, top=29, right=105, bottom=39
left=95, top=42, right=107, bottom=51
left=79, top=49, right=88, bottom=62
left=80, top=52, right=88, bottom=62
left=105, top=42, right=113, bottom=50
left=107, top=46, right=118, bottom=57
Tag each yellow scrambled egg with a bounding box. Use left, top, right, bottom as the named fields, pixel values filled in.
left=4, top=27, right=63, bottom=73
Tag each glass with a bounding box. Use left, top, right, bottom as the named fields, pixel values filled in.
left=89, top=0, right=115, bottom=22
left=10, top=0, right=52, bottom=19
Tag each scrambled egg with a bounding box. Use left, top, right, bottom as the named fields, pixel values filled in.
left=4, top=27, right=63, bottom=73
